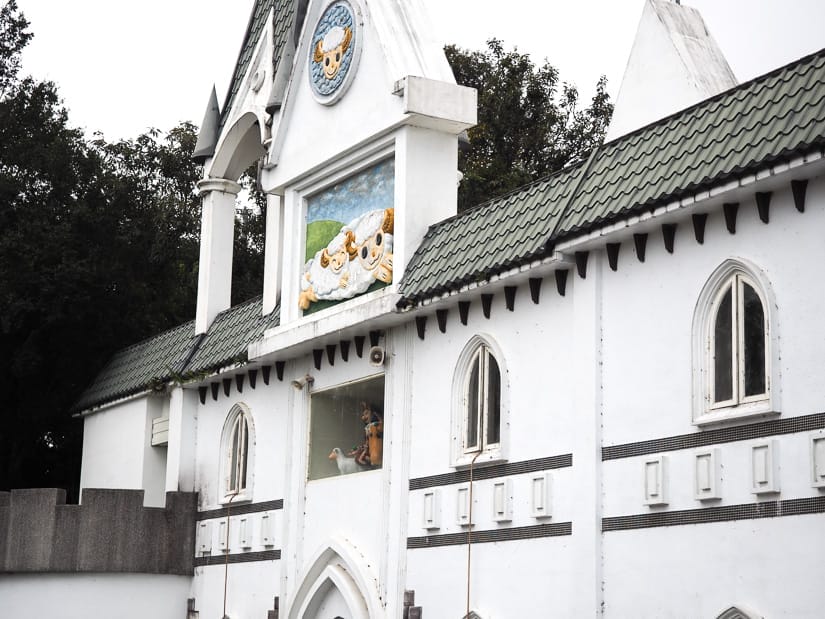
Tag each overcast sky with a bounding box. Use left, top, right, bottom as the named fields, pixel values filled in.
left=16, top=0, right=825, bottom=141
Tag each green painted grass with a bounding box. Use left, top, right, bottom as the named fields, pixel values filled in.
left=305, top=220, right=345, bottom=262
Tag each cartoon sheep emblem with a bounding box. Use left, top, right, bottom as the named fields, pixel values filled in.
left=313, top=25, right=353, bottom=81
left=299, top=230, right=358, bottom=311
left=299, top=208, right=394, bottom=311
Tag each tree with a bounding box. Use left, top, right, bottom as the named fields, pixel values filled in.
left=0, top=0, right=30, bottom=97
left=446, top=39, right=613, bottom=212
left=233, top=165, right=267, bottom=306
left=0, top=0, right=267, bottom=495
left=0, top=1, right=209, bottom=497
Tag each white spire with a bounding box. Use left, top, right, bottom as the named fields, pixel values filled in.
left=605, top=0, right=737, bottom=142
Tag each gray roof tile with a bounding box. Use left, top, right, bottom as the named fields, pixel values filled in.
left=76, top=298, right=280, bottom=411
left=399, top=48, right=825, bottom=304
left=222, top=0, right=296, bottom=125
left=81, top=49, right=825, bottom=409
left=74, top=321, right=198, bottom=411
left=187, top=297, right=281, bottom=375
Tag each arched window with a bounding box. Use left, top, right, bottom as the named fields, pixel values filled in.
left=709, top=272, right=766, bottom=406
left=220, top=404, right=254, bottom=502
left=452, top=335, right=508, bottom=466
left=693, top=260, right=779, bottom=425
left=464, top=344, right=501, bottom=453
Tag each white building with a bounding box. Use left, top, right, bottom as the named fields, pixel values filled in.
left=2, top=1, right=825, bottom=617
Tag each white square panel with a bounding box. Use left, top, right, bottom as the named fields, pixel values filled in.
left=644, top=455, right=668, bottom=506
left=694, top=448, right=721, bottom=501
left=422, top=490, right=441, bottom=530
left=260, top=512, right=274, bottom=547
left=530, top=473, right=552, bottom=519
left=811, top=433, right=825, bottom=489
left=456, top=484, right=471, bottom=527
left=751, top=440, right=780, bottom=495
left=198, top=521, right=212, bottom=555
left=239, top=517, right=252, bottom=550
left=492, top=479, right=513, bottom=523
left=218, top=520, right=229, bottom=551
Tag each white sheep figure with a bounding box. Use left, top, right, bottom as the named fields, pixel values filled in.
left=345, top=208, right=394, bottom=292
left=313, top=25, right=353, bottom=80
left=298, top=230, right=356, bottom=310
left=328, top=447, right=366, bottom=475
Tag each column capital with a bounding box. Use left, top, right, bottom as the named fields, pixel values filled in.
left=197, top=178, right=242, bottom=197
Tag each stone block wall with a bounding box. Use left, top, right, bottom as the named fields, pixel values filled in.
left=0, top=488, right=196, bottom=575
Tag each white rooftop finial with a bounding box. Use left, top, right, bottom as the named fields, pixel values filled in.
left=606, top=0, right=736, bottom=141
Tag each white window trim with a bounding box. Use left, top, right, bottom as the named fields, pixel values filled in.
left=219, top=403, right=255, bottom=504
left=692, top=259, right=780, bottom=427
left=451, top=334, right=509, bottom=468
left=279, top=137, right=396, bottom=326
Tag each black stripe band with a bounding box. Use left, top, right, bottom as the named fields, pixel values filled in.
left=408, top=522, right=572, bottom=549
left=603, top=496, right=825, bottom=532
left=197, top=499, right=284, bottom=521
left=194, top=549, right=281, bottom=567
left=409, top=454, right=573, bottom=491
left=602, top=412, right=825, bottom=461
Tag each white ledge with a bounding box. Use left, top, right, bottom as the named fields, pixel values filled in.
left=249, top=289, right=403, bottom=362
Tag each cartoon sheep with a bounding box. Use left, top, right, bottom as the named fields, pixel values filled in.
left=299, top=208, right=395, bottom=310
left=356, top=211, right=393, bottom=284
left=346, top=208, right=394, bottom=293
left=313, top=25, right=352, bottom=81
left=298, top=230, right=357, bottom=310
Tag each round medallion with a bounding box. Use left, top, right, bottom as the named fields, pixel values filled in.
left=308, top=0, right=362, bottom=104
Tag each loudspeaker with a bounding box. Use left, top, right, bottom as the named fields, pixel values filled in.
left=368, top=346, right=385, bottom=367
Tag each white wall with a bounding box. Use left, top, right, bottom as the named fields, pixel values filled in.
left=0, top=573, right=191, bottom=619
left=595, top=176, right=825, bottom=617
left=193, top=376, right=290, bottom=511
left=604, top=516, right=825, bottom=618
left=80, top=395, right=167, bottom=507
left=601, top=177, right=825, bottom=446
left=192, top=562, right=280, bottom=619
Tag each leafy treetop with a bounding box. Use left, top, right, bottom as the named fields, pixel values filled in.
left=446, top=39, right=613, bottom=212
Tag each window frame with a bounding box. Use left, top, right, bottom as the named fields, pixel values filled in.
left=306, top=373, right=386, bottom=481
left=220, top=403, right=255, bottom=504
left=452, top=335, right=508, bottom=467
left=693, top=259, right=780, bottom=427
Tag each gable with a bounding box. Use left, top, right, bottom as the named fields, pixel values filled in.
left=221, top=0, right=296, bottom=127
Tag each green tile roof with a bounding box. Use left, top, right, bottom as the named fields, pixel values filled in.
left=399, top=48, right=825, bottom=305
left=399, top=163, right=586, bottom=301
left=561, top=50, right=825, bottom=236
left=74, top=321, right=198, bottom=412
left=187, top=296, right=281, bottom=375
left=80, top=48, right=825, bottom=410
left=221, top=0, right=296, bottom=125
left=75, top=298, right=280, bottom=412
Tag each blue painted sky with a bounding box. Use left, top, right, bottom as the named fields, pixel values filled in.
left=306, top=158, right=395, bottom=225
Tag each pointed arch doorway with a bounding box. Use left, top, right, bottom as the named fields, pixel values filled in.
left=287, top=539, right=383, bottom=619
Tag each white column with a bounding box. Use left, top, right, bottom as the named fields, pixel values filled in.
left=165, top=387, right=198, bottom=493
left=262, top=193, right=284, bottom=315
left=570, top=252, right=605, bottom=616
left=380, top=324, right=414, bottom=618
left=393, top=126, right=459, bottom=294
left=195, top=178, right=241, bottom=334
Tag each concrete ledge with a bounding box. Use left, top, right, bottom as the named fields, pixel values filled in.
left=0, top=489, right=196, bottom=575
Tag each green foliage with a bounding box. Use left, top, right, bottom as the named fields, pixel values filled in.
left=0, top=0, right=31, bottom=98
left=233, top=164, right=267, bottom=305
left=446, top=39, right=613, bottom=212
left=0, top=2, right=196, bottom=496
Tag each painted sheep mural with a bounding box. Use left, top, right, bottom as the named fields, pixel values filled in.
left=300, top=159, right=395, bottom=312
